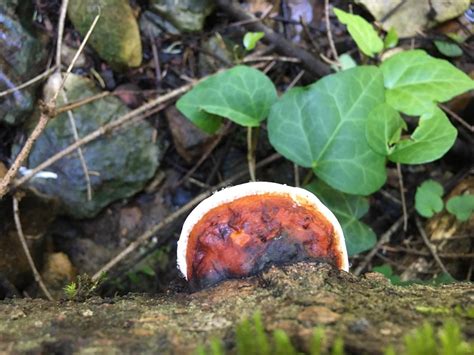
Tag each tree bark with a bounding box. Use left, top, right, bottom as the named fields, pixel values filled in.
left=0, top=263, right=472, bottom=354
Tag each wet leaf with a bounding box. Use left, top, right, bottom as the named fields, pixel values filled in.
left=333, top=8, right=383, bottom=57
left=268, top=66, right=386, bottom=195
left=388, top=107, right=457, bottom=164
left=446, top=194, right=474, bottom=221
left=333, top=53, right=357, bottom=71
left=306, top=180, right=376, bottom=256
left=434, top=40, right=463, bottom=57
left=366, top=103, right=407, bottom=155
left=177, top=66, right=277, bottom=133
left=415, top=180, right=444, bottom=218
left=381, top=50, right=474, bottom=116
left=243, top=32, right=265, bottom=50
left=384, top=27, right=398, bottom=48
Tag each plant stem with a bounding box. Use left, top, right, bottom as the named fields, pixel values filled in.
left=247, top=127, right=256, bottom=181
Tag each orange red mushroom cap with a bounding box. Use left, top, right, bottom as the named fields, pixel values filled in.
left=177, top=182, right=349, bottom=289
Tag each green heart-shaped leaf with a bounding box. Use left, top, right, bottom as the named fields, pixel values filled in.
left=176, top=65, right=277, bottom=133
left=306, top=180, right=376, bottom=255
left=381, top=50, right=474, bottom=116
left=415, top=180, right=444, bottom=218
left=388, top=107, right=457, bottom=164
left=446, top=194, right=474, bottom=221
left=268, top=66, right=387, bottom=195
left=334, top=8, right=383, bottom=57
left=366, top=103, right=407, bottom=155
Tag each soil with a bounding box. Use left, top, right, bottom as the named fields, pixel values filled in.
left=1, top=262, right=472, bottom=354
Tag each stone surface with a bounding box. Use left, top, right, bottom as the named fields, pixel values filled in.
left=68, top=0, right=142, bottom=69
left=0, top=263, right=472, bottom=353
left=165, top=106, right=212, bottom=163
left=357, top=0, right=470, bottom=38
left=0, top=2, right=47, bottom=125
left=16, top=74, right=160, bottom=219
left=150, top=0, right=215, bottom=32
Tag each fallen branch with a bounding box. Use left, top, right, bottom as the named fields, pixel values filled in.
left=215, top=0, right=331, bottom=77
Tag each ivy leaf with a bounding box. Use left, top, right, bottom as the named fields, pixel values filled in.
left=176, top=65, right=277, bottom=133
left=388, top=107, right=457, bottom=164
left=434, top=40, right=463, bottom=57
left=306, top=180, right=376, bottom=255
left=415, top=180, right=444, bottom=218
left=366, top=103, right=407, bottom=155
left=332, top=53, right=357, bottom=72
left=446, top=194, right=474, bottom=221
left=333, top=8, right=383, bottom=57
left=381, top=50, right=474, bottom=116
left=268, top=66, right=386, bottom=195
left=243, top=32, right=265, bottom=51
left=384, top=27, right=398, bottom=49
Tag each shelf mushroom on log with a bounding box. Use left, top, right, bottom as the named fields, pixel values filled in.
left=177, top=182, right=349, bottom=289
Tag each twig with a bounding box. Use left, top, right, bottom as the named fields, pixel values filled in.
left=300, top=18, right=320, bottom=53
left=215, top=0, right=330, bottom=77
left=397, top=163, right=408, bottom=231
left=415, top=217, right=452, bottom=276
left=92, top=153, right=282, bottom=281
left=61, top=90, right=93, bottom=201
left=0, top=67, right=57, bottom=98
left=12, top=83, right=194, bottom=191
left=12, top=196, right=54, bottom=300
left=56, top=91, right=110, bottom=115
left=149, top=31, right=162, bottom=89
left=56, top=0, right=69, bottom=69
left=287, top=70, right=305, bottom=90
left=382, top=245, right=474, bottom=259
left=324, top=0, right=339, bottom=63
left=440, top=104, right=473, bottom=133
left=379, top=189, right=402, bottom=205
left=52, top=11, right=101, bottom=103
left=242, top=55, right=300, bottom=63
left=353, top=215, right=404, bottom=275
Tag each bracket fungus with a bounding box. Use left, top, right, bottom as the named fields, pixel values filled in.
left=177, top=182, right=349, bottom=289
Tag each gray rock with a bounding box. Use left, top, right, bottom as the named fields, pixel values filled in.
left=17, top=74, right=161, bottom=219
left=0, top=3, right=47, bottom=125
left=150, top=0, right=214, bottom=32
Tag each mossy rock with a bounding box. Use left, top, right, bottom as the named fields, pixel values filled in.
left=68, top=0, right=142, bottom=69
left=0, top=2, right=47, bottom=125
left=17, top=74, right=160, bottom=219
left=150, top=0, right=214, bottom=32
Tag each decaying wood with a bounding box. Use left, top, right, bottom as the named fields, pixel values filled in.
left=0, top=263, right=472, bottom=354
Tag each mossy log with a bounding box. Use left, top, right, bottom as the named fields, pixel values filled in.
left=0, top=263, right=472, bottom=354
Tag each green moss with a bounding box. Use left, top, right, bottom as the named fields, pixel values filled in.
left=68, top=0, right=142, bottom=68
left=197, top=313, right=473, bottom=355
